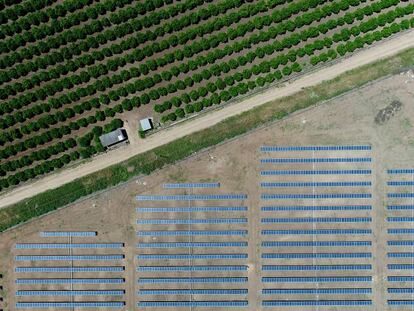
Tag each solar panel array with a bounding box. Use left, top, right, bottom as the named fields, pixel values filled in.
left=136, top=183, right=249, bottom=308
left=386, top=169, right=414, bottom=306
left=259, top=145, right=373, bottom=307
left=14, top=231, right=125, bottom=309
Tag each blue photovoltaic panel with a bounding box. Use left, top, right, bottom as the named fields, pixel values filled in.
left=388, top=300, right=414, bottom=305
left=15, top=255, right=124, bottom=261
left=262, top=205, right=372, bottom=212
left=262, top=241, right=371, bottom=247
left=388, top=169, right=414, bottom=174
left=388, top=253, right=414, bottom=258
left=262, top=300, right=372, bottom=306
left=137, top=242, right=247, bottom=248
left=16, top=278, right=124, bottom=284
left=388, top=193, right=414, bottom=198
left=137, top=254, right=247, bottom=260
left=136, top=194, right=247, bottom=201
left=388, top=229, right=414, bottom=234
left=260, top=181, right=371, bottom=188
left=262, top=265, right=371, bottom=271
left=163, top=183, right=220, bottom=188
left=137, top=230, right=248, bottom=236
left=16, top=302, right=124, bottom=308
left=262, top=253, right=371, bottom=259
left=260, top=157, right=371, bottom=163
left=388, top=241, right=414, bottom=246
left=388, top=276, right=414, bottom=282
left=137, top=218, right=247, bottom=225
left=388, top=181, right=414, bottom=186
left=138, top=277, right=248, bottom=284
left=15, top=243, right=123, bottom=249
left=137, top=301, right=248, bottom=307
left=261, top=217, right=371, bottom=223
left=16, top=290, right=125, bottom=296
left=388, top=264, right=414, bottom=270
left=388, top=205, right=414, bottom=210
left=262, top=277, right=372, bottom=283
left=261, top=170, right=371, bottom=175
left=262, top=229, right=372, bottom=235
left=262, top=288, right=372, bottom=295
left=260, top=145, right=371, bottom=152
left=138, top=265, right=248, bottom=272
left=388, top=288, right=414, bottom=293
left=15, top=266, right=124, bottom=273
left=138, top=289, right=248, bottom=295
left=40, top=231, right=96, bottom=237
left=136, top=206, right=247, bottom=213
left=261, top=193, right=371, bottom=199
left=388, top=217, right=414, bottom=222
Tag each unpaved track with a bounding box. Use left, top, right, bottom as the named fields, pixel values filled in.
left=1, top=30, right=414, bottom=209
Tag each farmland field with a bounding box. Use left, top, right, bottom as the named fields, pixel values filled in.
left=1, top=71, right=414, bottom=310
left=0, top=0, right=413, bottom=192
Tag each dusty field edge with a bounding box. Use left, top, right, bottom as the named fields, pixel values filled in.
left=0, top=47, right=413, bottom=233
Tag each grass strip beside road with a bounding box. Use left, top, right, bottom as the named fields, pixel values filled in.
left=1, top=47, right=413, bottom=232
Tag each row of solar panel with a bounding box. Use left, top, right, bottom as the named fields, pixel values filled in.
left=261, top=181, right=371, bottom=187
left=388, top=193, right=414, bottom=198
left=137, top=254, right=247, bottom=260
left=388, top=301, right=414, bottom=305
left=137, top=218, right=247, bottom=225
left=15, top=243, right=123, bottom=249
left=388, top=241, right=414, bottom=246
left=389, top=264, right=414, bottom=270
left=136, top=194, right=247, bottom=201
left=388, top=253, right=414, bottom=258
left=40, top=232, right=97, bottom=237
left=15, top=266, right=124, bottom=273
left=137, top=242, right=248, bottom=248
left=262, top=277, right=372, bottom=283
left=15, top=255, right=124, bottom=261
left=137, top=301, right=247, bottom=307
left=389, top=229, right=414, bottom=234
left=261, top=241, right=371, bottom=247
left=388, top=181, right=414, bottom=186
left=262, top=288, right=372, bottom=294
left=163, top=183, right=220, bottom=188
left=261, top=217, right=371, bottom=223
left=262, top=205, right=372, bottom=211
left=137, top=265, right=248, bottom=272
left=260, top=157, right=371, bottom=163
left=388, top=169, right=414, bottom=174
left=16, top=290, right=125, bottom=296
left=261, top=169, right=372, bottom=175
left=388, top=276, right=414, bottom=281
left=389, top=288, right=414, bottom=293
left=261, top=193, right=371, bottom=199
left=138, top=277, right=248, bottom=284
left=388, top=205, right=414, bottom=210
left=262, top=253, right=372, bottom=259
left=262, top=300, right=372, bottom=306
left=138, top=289, right=248, bottom=295
left=260, top=145, right=371, bottom=151
left=388, top=217, right=414, bottom=222
left=262, top=229, right=372, bottom=235
left=262, top=264, right=371, bottom=271
left=136, top=206, right=247, bottom=213
left=16, top=279, right=124, bottom=284
left=16, top=302, right=125, bottom=308
left=138, top=230, right=248, bottom=236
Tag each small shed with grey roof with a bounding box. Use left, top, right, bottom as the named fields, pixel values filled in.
left=99, top=128, right=128, bottom=148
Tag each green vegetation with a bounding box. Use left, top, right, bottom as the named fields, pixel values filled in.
left=0, top=46, right=413, bottom=232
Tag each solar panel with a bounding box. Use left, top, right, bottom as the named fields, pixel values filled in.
left=388, top=300, right=414, bottom=305
left=16, top=302, right=125, bottom=308
left=262, top=265, right=372, bottom=271
left=163, top=183, right=220, bottom=188
left=388, top=288, right=414, bottom=293
left=388, top=240, right=414, bottom=246
left=388, top=217, right=414, bottom=222
left=388, top=205, right=414, bottom=210
left=15, top=243, right=123, bottom=249
left=137, top=253, right=247, bottom=260
left=136, top=194, right=247, bottom=201
left=16, top=290, right=125, bottom=296
left=260, top=145, right=371, bottom=152
left=137, top=230, right=248, bottom=236
left=260, top=181, right=371, bottom=187
left=137, top=218, right=247, bottom=225
left=260, top=157, right=371, bottom=163
left=388, top=253, right=414, bottom=258
left=388, top=276, right=414, bottom=282
left=261, top=193, right=371, bottom=199
left=261, top=217, right=371, bottom=223
left=262, top=253, right=372, bottom=259
left=137, top=265, right=248, bottom=272
left=137, top=301, right=248, bottom=307
left=388, top=169, right=414, bottom=174
left=262, top=300, right=372, bottom=306
left=138, top=289, right=248, bottom=295
left=262, top=229, right=372, bottom=235
left=39, top=231, right=97, bottom=237
left=136, top=206, right=247, bottom=213
left=388, top=193, right=414, bottom=198
left=137, top=242, right=247, bottom=248
left=261, top=169, right=372, bottom=175
left=261, top=241, right=371, bottom=247
left=15, top=255, right=124, bottom=261
left=388, top=181, right=414, bottom=186
left=262, top=288, right=371, bottom=295
left=16, top=278, right=124, bottom=284
left=138, top=277, right=248, bottom=284
left=262, top=276, right=372, bottom=283
left=262, top=205, right=372, bottom=211
left=15, top=266, right=124, bottom=273
left=388, top=229, right=414, bottom=234
left=388, top=264, right=414, bottom=270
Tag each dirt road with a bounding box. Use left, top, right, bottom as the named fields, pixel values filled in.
left=1, top=30, right=414, bottom=208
